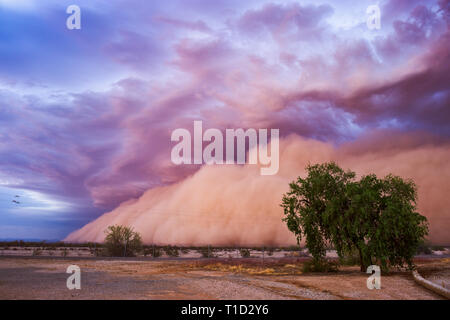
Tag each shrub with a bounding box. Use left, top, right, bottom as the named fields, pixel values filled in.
left=302, top=259, right=338, bottom=273
left=142, top=246, right=162, bottom=257
left=199, top=247, right=215, bottom=258
left=104, top=225, right=143, bottom=257
left=151, top=247, right=162, bottom=258
left=416, top=242, right=432, bottom=255
left=163, top=245, right=179, bottom=257
left=240, top=248, right=251, bottom=258
left=142, top=248, right=150, bottom=256
left=339, top=251, right=361, bottom=266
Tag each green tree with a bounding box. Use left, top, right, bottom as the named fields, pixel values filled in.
left=281, top=162, right=428, bottom=272
left=104, top=225, right=143, bottom=257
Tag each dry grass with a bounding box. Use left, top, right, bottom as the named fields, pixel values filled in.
left=189, top=260, right=304, bottom=276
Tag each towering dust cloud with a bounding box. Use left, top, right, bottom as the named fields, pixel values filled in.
left=65, top=134, right=450, bottom=245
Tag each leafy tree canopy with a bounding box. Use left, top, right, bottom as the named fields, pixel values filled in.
left=281, top=162, right=428, bottom=271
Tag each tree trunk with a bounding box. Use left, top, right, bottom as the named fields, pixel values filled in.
left=358, top=248, right=367, bottom=272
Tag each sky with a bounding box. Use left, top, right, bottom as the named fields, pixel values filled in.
left=0, top=0, right=449, bottom=242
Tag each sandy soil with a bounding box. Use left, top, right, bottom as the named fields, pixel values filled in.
left=0, top=257, right=448, bottom=300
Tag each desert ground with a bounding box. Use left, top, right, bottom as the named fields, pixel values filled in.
left=0, top=255, right=448, bottom=300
